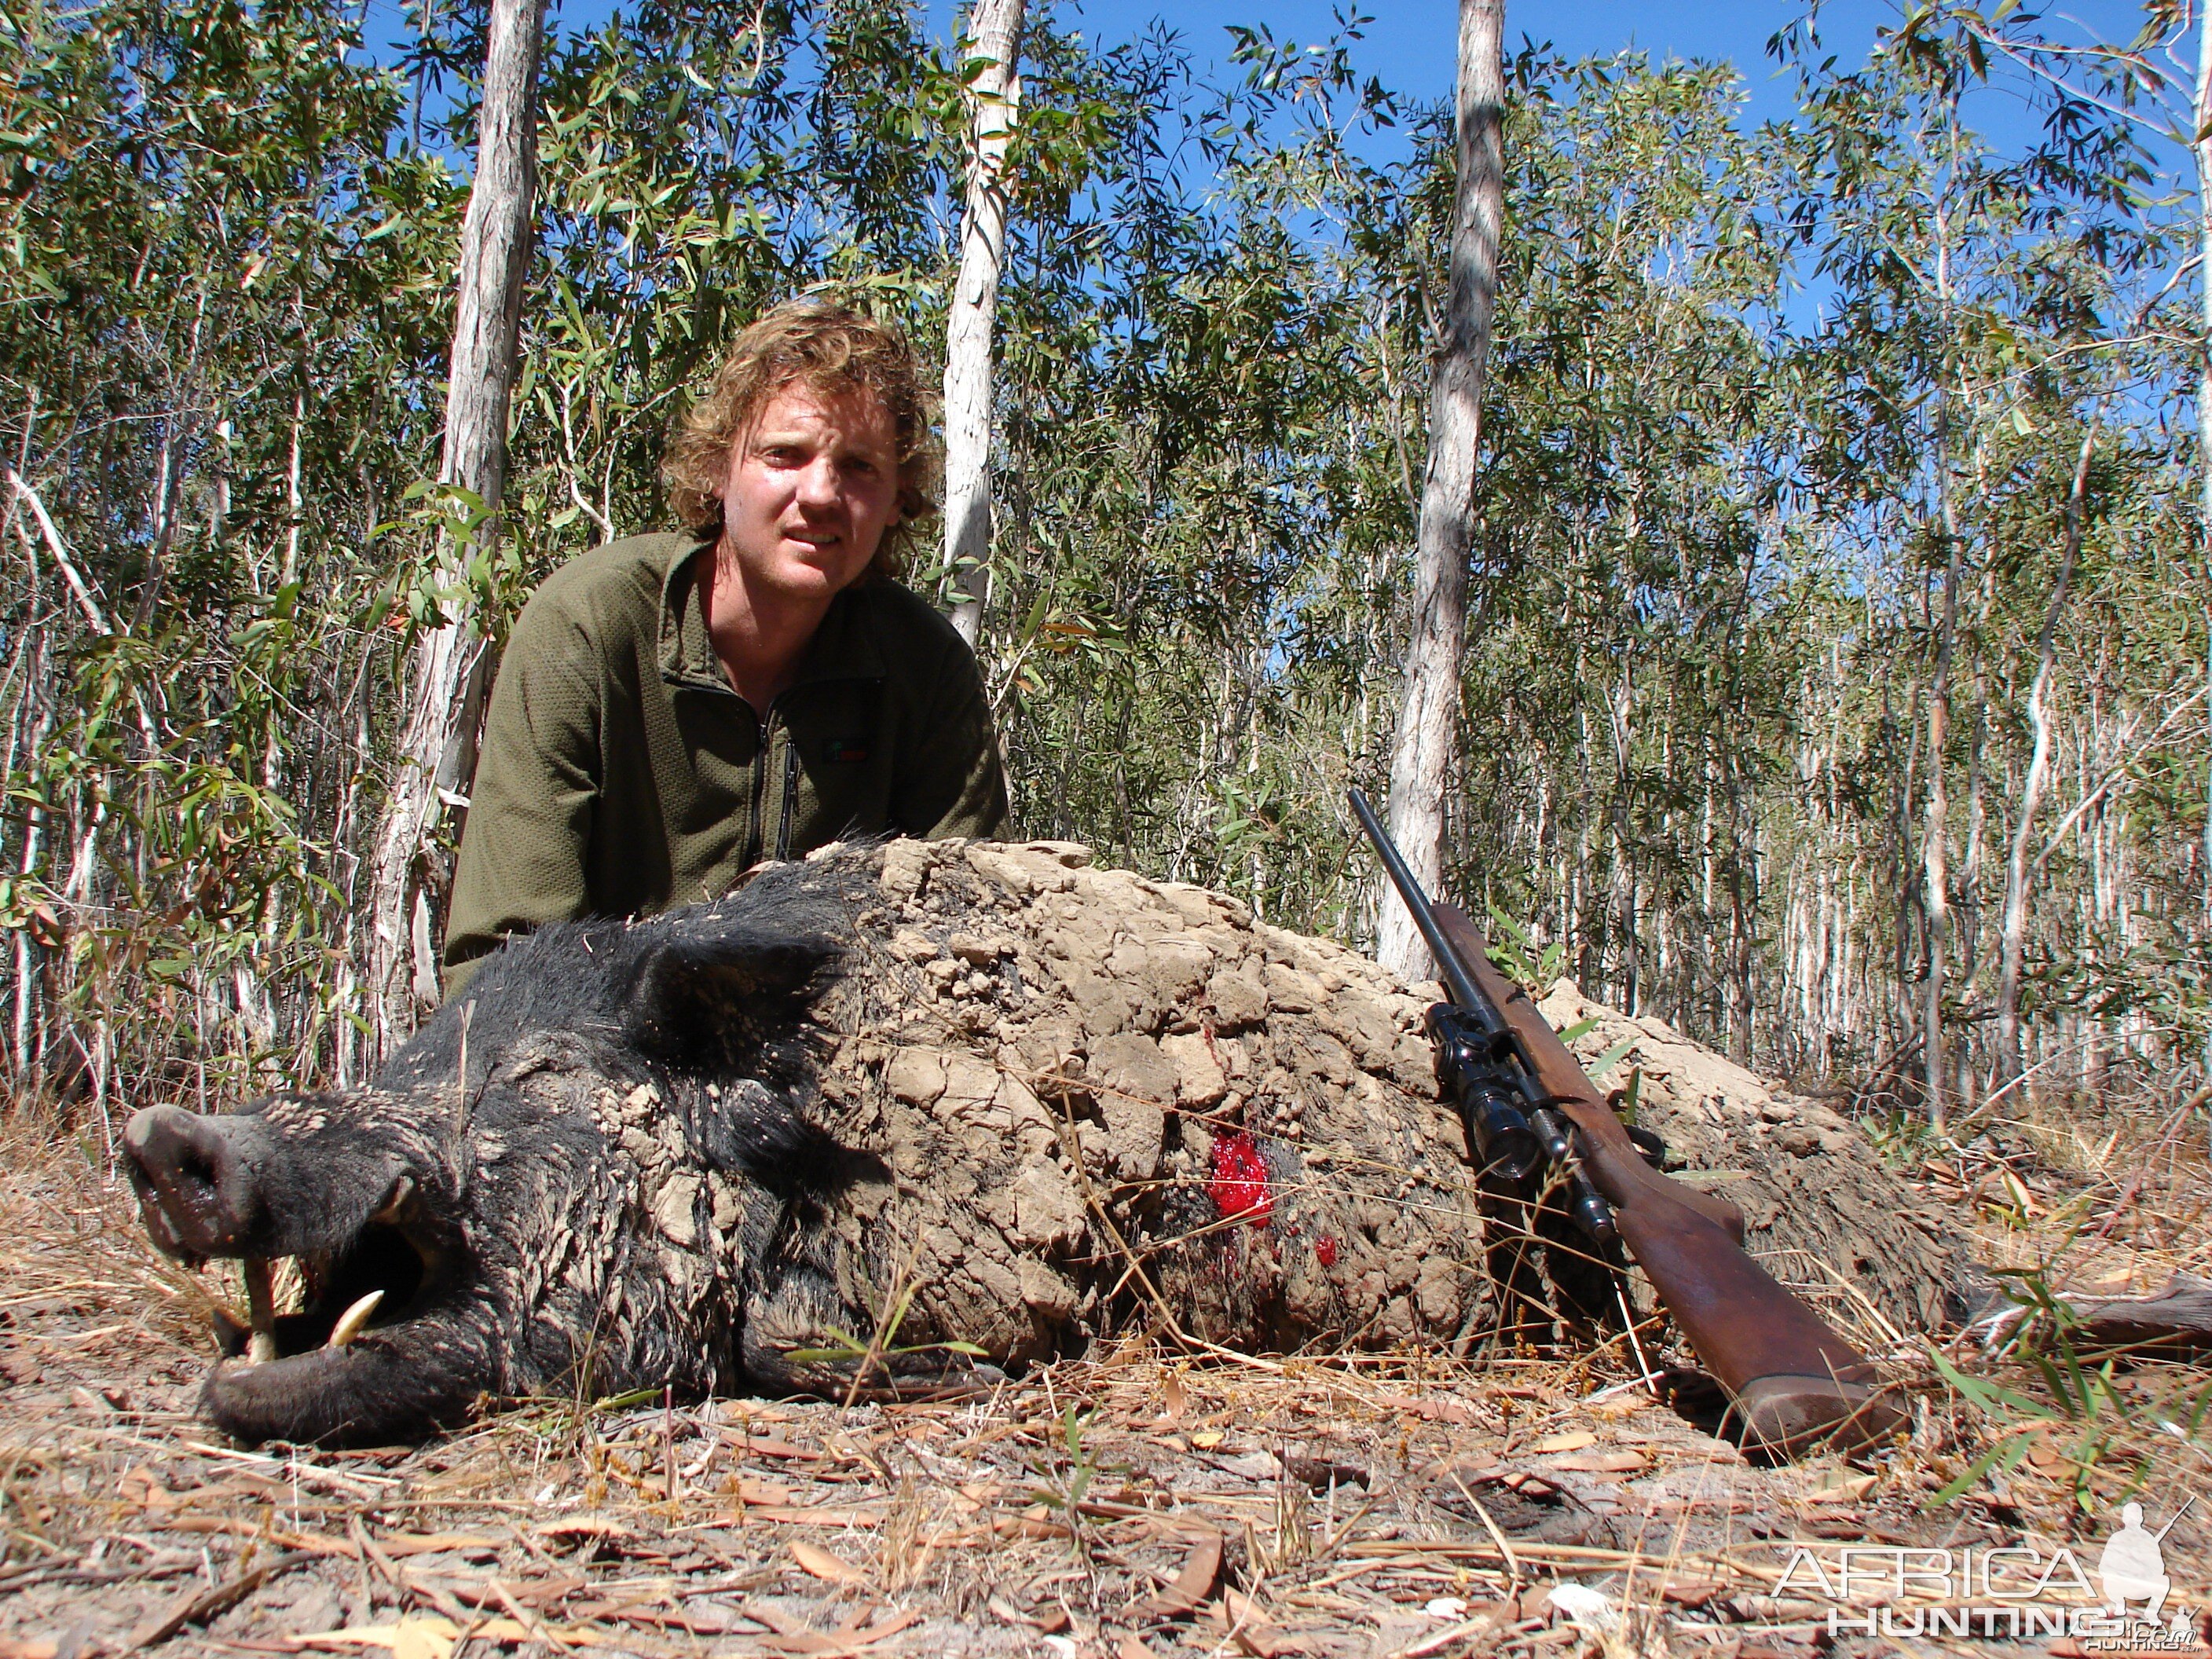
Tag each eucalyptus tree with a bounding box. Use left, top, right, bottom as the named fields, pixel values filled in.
left=368, top=0, right=546, bottom=1048
left=1377, top=0, right=1503, bottom=980
left=1867, top=2, right=2212, bottom=1097
left=1447, top=53, right=1802, bottom=1053
left=943, top=0, right=1026, bottom=645
left=975, top=11, right=1407, bottom=924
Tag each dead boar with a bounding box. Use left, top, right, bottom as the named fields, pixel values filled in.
left=125, top=840, right=1494, bottom=1445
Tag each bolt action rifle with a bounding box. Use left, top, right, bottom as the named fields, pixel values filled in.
left=1350, top=788, right=1904, bottom=1456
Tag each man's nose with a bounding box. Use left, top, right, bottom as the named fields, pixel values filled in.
left=792, top=455, right=842, bottom=509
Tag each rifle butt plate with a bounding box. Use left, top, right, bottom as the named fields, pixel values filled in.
left=1727, top=1372, right=1909, bottom=1459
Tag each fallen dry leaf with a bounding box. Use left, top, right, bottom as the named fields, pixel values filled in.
left=749, top=1604, right=915, bottom=1656
left=375, top=1532, right=503, bottom=1558
left=1544, top=1451, right=1644, bottom=1473
left=316, top=1619, right=460, bottom=1659
left=1533, top=1431, right=1596, bottom=1454
left=1808, top=1470, right=1878, bottom=1502
left=390, top=1618, right=457, bottom=1659
left=1132, top=1528, right=1222, bottom=1620
left=116, top=1464, right=176, bottom=1513
left=1372, top=1390, right=1481, bottom=1426
left=789, top=1539, right=870, bottom=1587
left=1213, top=1587, right=1301, bottom=1657
left=730, top=1477, right=799, bottom=1506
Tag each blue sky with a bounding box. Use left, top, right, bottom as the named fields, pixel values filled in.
left=383, top=0, right=2160, bottom=137
left=958, top=1, right=2158, bottom=136
left=1027, top=0, right=1837, bottom=119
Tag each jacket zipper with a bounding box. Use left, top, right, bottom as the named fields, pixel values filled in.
left=745, top=703, right=773, bottom=869
left=773, top=722, right=801, bottom=861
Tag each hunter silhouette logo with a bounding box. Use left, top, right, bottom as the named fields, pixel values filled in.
left=2100, top=1498, right=2192, bottom=1624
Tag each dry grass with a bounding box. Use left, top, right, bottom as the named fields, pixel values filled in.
left=2, top=1101, right=2207, bottom=1659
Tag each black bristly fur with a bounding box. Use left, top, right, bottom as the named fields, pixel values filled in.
left=383, top=859, right=849, bottom=1155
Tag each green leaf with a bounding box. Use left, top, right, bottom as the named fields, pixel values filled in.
left=1585, top=1037, right=1639, bottom=1080
left=1928, top=1431, right=2032, bottom=1506
left=1930, top=1350, right=2056, bottom=1422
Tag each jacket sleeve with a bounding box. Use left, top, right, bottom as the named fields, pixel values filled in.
left=896, top=630, right=1011, bottom=842
left=441, top=594, right=602, bottom=998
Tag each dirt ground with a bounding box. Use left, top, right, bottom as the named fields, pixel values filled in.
left=3, top=1101, right=2208, bottom=1659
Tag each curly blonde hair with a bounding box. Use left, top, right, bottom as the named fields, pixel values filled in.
left=661, top=301, right=939, bottom=580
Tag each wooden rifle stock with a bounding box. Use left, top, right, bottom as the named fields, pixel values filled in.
left=1429, top=901, right=1906, bottom=1457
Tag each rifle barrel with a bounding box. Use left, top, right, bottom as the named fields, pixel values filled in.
left=1347, top=788, right=1489, bottom=1013
left=2155, top=1495, right=2198, bottom=1542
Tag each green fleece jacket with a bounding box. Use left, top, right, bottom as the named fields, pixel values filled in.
left=442, top=532, right=1009, bottom=995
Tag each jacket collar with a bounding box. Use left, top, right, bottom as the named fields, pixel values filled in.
left=658, top=537, right=889, bottom=694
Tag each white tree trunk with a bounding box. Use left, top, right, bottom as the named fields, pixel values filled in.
left=366, top=0, right=544, bottom=1053
left=1378, top=0, right=1503, bottom=980
left=1994, top=424, right=2095, bottom=1092
left=1921, top=200, right=1963, bottom=1128
left=1922, top=467, right=1961, bottom=1127
left=943, top=0, right=1024, bottom=647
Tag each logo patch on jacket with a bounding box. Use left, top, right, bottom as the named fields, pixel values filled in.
left=826, top=739, right=871, bottom=764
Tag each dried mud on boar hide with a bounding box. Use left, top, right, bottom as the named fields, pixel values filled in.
left=130, top=840, right=1962, bottom=1446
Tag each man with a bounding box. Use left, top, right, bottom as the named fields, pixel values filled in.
left=442, top=302, right=1010, bottom=996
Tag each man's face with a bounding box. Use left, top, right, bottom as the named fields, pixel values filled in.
left=718, top=379, right=903, bottom=605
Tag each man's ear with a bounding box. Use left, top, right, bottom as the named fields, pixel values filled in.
left=896, top=474, right=930, bottom=524
left=620, top=925, right=839, bottom=1064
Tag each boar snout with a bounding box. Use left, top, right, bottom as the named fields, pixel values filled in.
left=125, top=1104, right=263, bottom=1261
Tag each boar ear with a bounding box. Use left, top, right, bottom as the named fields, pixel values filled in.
left=620, top=925, right=838, bottom=1060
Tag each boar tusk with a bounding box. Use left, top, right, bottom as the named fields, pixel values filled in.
left=241, top=1258, right=278, bottom=1366
left=326, top=1289, right=385, bottom=1350
left=371, top=1175, right=415, bottom=1225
